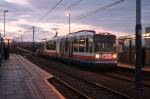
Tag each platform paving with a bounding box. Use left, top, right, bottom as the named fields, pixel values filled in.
left=0, top=54, right=64, bottom=99
left=118, top=62, right=150, bottom=72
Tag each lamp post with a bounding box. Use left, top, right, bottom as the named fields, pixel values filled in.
left=66, top=11, right=71, bottom=34
left=4, top=10, right=8, bottom=37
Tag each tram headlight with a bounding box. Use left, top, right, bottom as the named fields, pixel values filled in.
left=95, top=54, right=100, bottom=59
left=112, top=54, right=117, bottom=59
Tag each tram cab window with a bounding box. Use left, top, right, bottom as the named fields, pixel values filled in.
left=79, top=38, right=85, bottom=52
left=73, top=39, right=78, bottom=52
left=94, top=35, right=116, bottom=52
left=95, top=42, right=114, bottom=52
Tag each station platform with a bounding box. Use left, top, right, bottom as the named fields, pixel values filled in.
left=0, top=54, right=64, bottom=99
left=118, top=62, right=150, bottom=72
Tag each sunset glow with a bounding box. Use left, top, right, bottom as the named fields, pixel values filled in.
left=0, top=0, right=149, bottom=41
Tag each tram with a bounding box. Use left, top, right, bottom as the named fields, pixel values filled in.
left=37, top=30, right=117, bottom=67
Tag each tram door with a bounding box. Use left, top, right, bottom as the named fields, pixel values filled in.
left=69, top=40, right=73, bottom=57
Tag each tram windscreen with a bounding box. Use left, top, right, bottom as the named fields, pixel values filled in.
left=94, top=34, right=116, bottom=52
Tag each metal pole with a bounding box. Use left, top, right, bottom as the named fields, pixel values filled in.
left=135, top=0, right=142, bottom=89
left=69, top=13, right=70, bottom=34
left=32, top=26, right=35, bottom=55
left=4, top=10, right=8, bottom=37
left=0, top=33, right=2, bottom=66
left=4, top=11, right=5, bottom=37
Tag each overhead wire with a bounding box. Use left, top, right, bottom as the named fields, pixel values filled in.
left=42, top=0, right=84, bottom=29
left=20, top=0, right=126, bottom=41
left=35, top=0, right=63, bottom=26
left=64, top=0, right=83, bottom=11
left=57, top=0, right=126, bottom=29
left=16, top=0, right=63, bottom=40
left=71, top=0, right=126, bottom=22
left=30, top=0, right=125, bottom=39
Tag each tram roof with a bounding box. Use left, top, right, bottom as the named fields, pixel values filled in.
left=42, top=30, right=116, bottom=41
left=67, top=30, right=96, bottom=38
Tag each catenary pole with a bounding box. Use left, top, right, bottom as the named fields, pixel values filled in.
left=135, top=0, right=142, bottom=89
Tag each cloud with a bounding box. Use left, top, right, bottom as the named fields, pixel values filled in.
left=5, top=0, right=29, bottom=5
left=0, top=0, right=149, bottom=41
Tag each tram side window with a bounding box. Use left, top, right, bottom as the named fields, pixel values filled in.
left=85, top=38, right=89, bottom=52
left=79, top=38, right=85, bottom=52
left=49, top=42, right=51, bottom=50
left=54, top=42, right=56, bottom=50
left=46, top=42, right=48, bottom=50
left=62, top=40, right=65, bottom=52
left=89, top=38, right=93, bottom=53
left=60, top=41, right=62, bottom=52
left=51, top=42, right=53, bottom=50
left=45, top=41, right=56, bottom=50
left=41, top=43, right=44, bottom=50
left=73, top=39, right=78, bottom=52
left=65, top=40, right=69, bottom=53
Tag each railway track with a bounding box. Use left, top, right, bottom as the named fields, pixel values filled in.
left=49, top=77, right=91, bottom=99
left=27, top=55, right=132, bottom=99
left=101, top=70, right=150, bottom=88
left=14, top=48, right=150, bottom=99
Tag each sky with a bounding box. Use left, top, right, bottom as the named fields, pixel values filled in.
left=0, top=0, right=150, bottom=41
